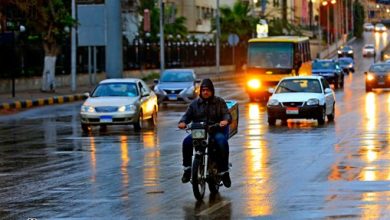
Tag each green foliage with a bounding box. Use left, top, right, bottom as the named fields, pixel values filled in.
left=353, top=0, right=364, bottom=38
left=213, top=1, right=258, bottom=42
left=142, top=71, right=160, bottom=82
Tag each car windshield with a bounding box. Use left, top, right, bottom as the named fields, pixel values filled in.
left=312, top=61, right=336, bottom=70
left=341, top=46, right=352, bottom=51
left=91, top=83, right=138, bottom=97
left=369, top=64, right=390, bottom=72
left=248, top=42, right=293, bottom=68
left=276, top=79, right=322, bottom=93
left=161, top=71, right=194, bottom=82
left=365, top=45, right=374, bottom=49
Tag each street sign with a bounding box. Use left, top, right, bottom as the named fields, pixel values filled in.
left=228, top=34, right=239, bottom=46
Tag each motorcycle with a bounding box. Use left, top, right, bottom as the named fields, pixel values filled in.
left=187, top=122, right=225, bottom=201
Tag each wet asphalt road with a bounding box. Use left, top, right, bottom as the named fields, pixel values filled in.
left=1, top=32, right=390, bottom=219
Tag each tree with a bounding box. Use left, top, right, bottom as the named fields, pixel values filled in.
left=1, top=0, right=76, bottom=92
left=214, top=1, right=258, bottom=43
left=353, top=0, right=364, bottom=38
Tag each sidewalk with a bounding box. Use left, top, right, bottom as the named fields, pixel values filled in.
left=0, top=70, right=241, bottom=112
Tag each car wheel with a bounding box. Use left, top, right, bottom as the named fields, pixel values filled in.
left=365, top=84, right=372, bottom=92
left=340, top=76, right=344, bottom=88
left=148, top=108, right=157, bottom=127
left=327, top=104, right=335, bottom=122
left=268, top=117, right=276, bottom=126
left=334, top=79, right=339, bottom=89
left=134, top=110, right=143, bottom=131
left=81, top=123, right=90, bottom=132
left=317, top=107, right=326, bottom=125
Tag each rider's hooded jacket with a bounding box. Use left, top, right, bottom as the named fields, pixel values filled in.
left=178, top=78, right=232, bottom=126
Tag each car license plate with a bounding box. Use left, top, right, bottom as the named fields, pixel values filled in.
left=378, top=81, right=385, bottom=85
left=168, top=94, right=178, bottom=100
left=100, top=115, right=112, bottom=123
left=286, top=107, right=299, bottom=114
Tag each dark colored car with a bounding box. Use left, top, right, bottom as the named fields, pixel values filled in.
left=337, top=57, right=355, bottom=74
left=312, top=59, right=344, bottom=89
left=337, top=45, right=354, bottom=59
left=365, top=63, right=390, bottom=92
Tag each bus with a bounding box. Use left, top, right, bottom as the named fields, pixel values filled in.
left=245, top=36, right=312, bottom=101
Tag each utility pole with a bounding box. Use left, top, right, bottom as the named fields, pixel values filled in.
left=71, top=0, right=76, bottom=91
left=216, top=0, right=220, bottom=75
left=159, top=0, right=165, bottom=74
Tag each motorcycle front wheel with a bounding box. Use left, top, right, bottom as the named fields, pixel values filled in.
left=192, top=157, right=206, bottom=201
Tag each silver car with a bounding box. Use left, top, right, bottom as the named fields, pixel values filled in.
left=80, top=78, right=158, bottom=132
left=153, top=69, right=200, bottom=105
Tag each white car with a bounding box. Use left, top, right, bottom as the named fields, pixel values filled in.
left=266, top=76, right=336, bottom=125
left=375, top=23, right=387, bottom=32
left=364, top=23, right=375, bottom=31
left=362, top=44, right=376, bottom=57
left=80, top=78, right=158, bottom=132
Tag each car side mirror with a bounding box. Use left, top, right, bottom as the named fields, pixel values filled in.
left=153, top=79, right=159, bottom=84
left=142, top=92, right=150, bottom=97
left=83, top=92, right=90, bottom=97
left=195, top=79, right=201, bottom=84
left=268, top=88, right=275, bottom=94
left=324, top=88, right=332, bottom=94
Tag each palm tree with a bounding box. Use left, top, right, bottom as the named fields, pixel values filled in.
left=214, top=1, right=258, bottom=43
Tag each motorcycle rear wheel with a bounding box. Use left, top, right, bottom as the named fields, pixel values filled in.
left=192, top=158, right=206, bottom=201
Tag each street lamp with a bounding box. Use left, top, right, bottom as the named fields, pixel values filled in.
left=321, top=0, right=336, bottom=57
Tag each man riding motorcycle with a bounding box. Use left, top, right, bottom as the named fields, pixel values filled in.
left=178, top=78, right=232, bottom=187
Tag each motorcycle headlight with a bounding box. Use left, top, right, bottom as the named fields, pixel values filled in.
left=306, top=98, right=319, bottom=106
left=247, top=79, right=261, bottom=89
left=81, top=105, right=95, bottom=113
left=118, top=104, right=137, bottom=112
left=192, top=129, right=206, bottom=139
left=267, top=99, right=279, bottom=106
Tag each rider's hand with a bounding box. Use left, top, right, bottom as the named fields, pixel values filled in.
left=219, top=120, right=228, bottom=128
left=178, top=122, right=187, bottom=129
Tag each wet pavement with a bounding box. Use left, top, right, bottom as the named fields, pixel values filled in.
left=1, top=31, right=390, bottom=219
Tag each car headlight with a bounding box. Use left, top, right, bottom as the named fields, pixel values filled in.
left=81, top=105, right=95, bottom=113
left=247, top=79, right=261, bottom=89
left=118, top=104, right=137, bottom=112
left=267, top=99, right=279, bottom=106
left=154, top=86, right=166, bottom=94
left=348, top=64, right=353, bottom=68
left=306, top=98, right=319, bottom=106
left=348, top=51, right=353, bottom=54
left=183, top=85, right=195, bottom=95
left=367, top=74, right=375, bottom=81
left=338, top=51, right=342, bottom=54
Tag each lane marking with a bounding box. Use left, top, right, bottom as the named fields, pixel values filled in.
left=196, top=200, right=231, bottom=216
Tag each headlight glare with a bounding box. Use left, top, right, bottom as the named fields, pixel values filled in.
left=367, top=74, right=375, bottom=81
left=248, top=79, right=261, bottom=89
left=118, top=104, right=137, bottom=112
left=81, top=105, right=95, bottom=113
left=306, top=98, right=319, bottom=106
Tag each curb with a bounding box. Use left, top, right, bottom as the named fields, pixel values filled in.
left=0, top=94, right=86, bottom=110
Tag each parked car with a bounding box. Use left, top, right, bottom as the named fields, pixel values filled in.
left=312, top=59, right=344, bottom=89
left=337, top=45, right=354, bottom=59
left=365, top=62, right=390, bottom=92
left=375, top=23, right=387, bottom=32
left=80, top=78, right=158, bottom=132
left=362, top=44, right=376, bottom=57
left=337, top=57, right=355, bottom=74
left=364, top=22, right=375, bottom=31
left=266, top=76, right=336, bottom=125
left=153, top=69, right=200, bottom=105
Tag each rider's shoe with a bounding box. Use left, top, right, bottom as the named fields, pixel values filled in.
left=181, top=169, right=191, bottom=183
left=222, top=172, right=231, bottom=188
